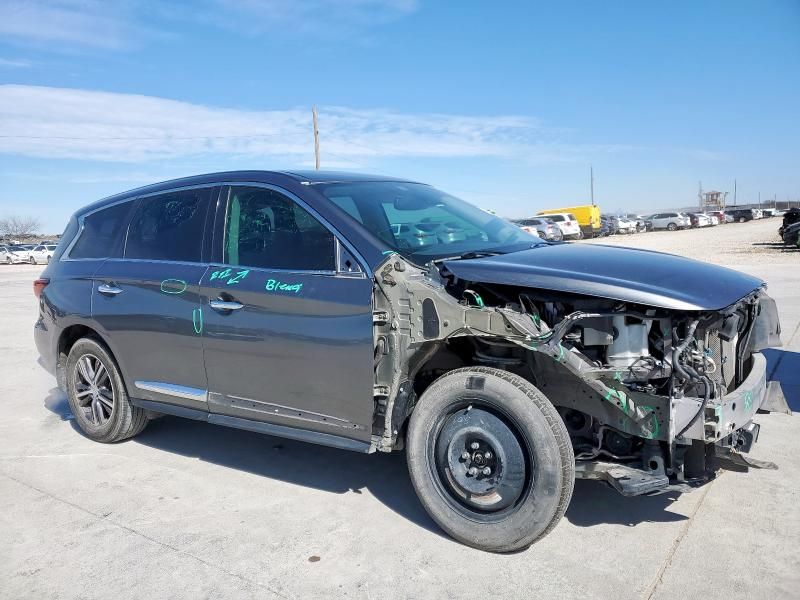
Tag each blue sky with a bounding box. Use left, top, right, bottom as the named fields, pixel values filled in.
left=1, top=0, right=799, bottom=233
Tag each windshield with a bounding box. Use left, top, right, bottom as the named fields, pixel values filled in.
left=319, top=181, right=541, bottom=261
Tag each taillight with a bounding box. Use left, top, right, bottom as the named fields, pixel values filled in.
left=33, top=278, right=49, bottom=299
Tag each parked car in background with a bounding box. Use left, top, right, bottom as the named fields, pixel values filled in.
left=1, top=245, right=24, bottom=264
left=687, top=213, right=713, bottom=228
left=728, top=208, right=756, bottom=223
left=5, top=244, right=34, bottom=262
left=707, top=211, right=725, bottom=224
left=536, top=212, right=582, bottom=239
left=781, top=222, right=800, bottom=246
left=512, top=218, right=563, bottom=241
left=537, top=205, right=601, bottom=238
left=623, top=214, right=647, bottom=232
left=616, top=216, right=638, bottom=234
left=762, top=209, right=775, bottom=218
left=753, top=209, right=764, bottom=219
left=596, top=218, right=613, bottom=236
left=647, top=212, right=690, bottom=231
left=29, top=244, right=58, bottom=264
left=600, top=214, right=620, bottom=234
left=779, top=207, right=800, bottom=238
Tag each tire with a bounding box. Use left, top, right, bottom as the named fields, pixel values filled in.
left=4, top=256, right=10, bottom=264
left=66, top=337, right=148, bottom=443
left=29, top=256, right=36, bottom=264
left=405, top=367, right=574, bottom=553
left=667, top=222, right=677, bottom=231
left=739, top=217, right=746, bottom=223
left=46, top=255, right=51, bottom=264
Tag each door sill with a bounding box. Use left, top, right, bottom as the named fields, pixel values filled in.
left=131, top=398, right=372, bottom=453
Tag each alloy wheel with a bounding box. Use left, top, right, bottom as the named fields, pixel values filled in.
left=73, top=354, right=115, bottom=425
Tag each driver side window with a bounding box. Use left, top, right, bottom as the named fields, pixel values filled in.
left=223, top=186, right=336, bottom=271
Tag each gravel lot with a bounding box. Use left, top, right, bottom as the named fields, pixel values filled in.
left=1, top=222, right=798, bottom=600
left=582, top=217, right=797, bottom=266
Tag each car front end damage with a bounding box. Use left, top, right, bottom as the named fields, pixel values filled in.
left=371, top=246, right=790, bottom=497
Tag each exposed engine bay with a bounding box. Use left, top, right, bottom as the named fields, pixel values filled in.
left=371, top=252, right=788, bottom=496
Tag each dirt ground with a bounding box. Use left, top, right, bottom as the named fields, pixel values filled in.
left=581, top=217, right=797, bottom=265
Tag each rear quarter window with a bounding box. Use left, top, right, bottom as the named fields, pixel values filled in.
left=69, top=201, right=133, bottom=259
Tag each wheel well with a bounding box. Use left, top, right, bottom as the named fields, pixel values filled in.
left=56, top=325, right=105, bottom=390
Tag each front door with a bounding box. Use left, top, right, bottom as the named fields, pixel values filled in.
left=92, top=186, right=215, bottom=410
left=200, top=185, right=375, bottom=444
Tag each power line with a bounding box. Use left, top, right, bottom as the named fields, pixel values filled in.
left=0, top=133, right=287, bottom=141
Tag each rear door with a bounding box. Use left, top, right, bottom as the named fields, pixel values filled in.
left=199, top=184, right=374, bottom=445
left=91, top=186, right=216, bottom=410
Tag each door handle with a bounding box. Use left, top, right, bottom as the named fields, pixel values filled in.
left=97, top=283, right=123, bottom=295
left=209, top=299, right=244, bottom=312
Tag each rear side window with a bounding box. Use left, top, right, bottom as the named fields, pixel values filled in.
left=125, top=188, right=211, bottom=262
left=549, top=215, right=564, bottom=222
left=568, top=214, right=577, bottom=221
left=70, top=201, right=133, bottom=259
left=223, top=186, right=335, bottom=271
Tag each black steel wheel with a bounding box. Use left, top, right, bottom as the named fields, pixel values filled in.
left=66, top=337, right=148, bottom=443
left=406, top=367, right=574, bottom=552
left=433, top=404, right=529, bottom=516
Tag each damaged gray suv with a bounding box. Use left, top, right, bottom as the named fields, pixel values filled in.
left=34, top=171, right=789, bottom=552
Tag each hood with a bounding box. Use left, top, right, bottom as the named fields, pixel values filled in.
left=443, top=243, right=763, bottom=311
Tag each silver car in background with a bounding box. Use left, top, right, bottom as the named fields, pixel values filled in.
left=647, top=212, right=691, bottom=231
left=512, top=218, right=563, bottom=241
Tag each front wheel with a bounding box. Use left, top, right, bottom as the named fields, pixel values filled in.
left=29, top=256, right=36, bottom=264
left=739, top=216, right=746, bottom=223
left=406, top=367, right=574, bottom=552
left=667, top=222, right=677, bottom=231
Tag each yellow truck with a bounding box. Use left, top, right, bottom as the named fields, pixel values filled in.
left=537, top=205, right=601, bottom=238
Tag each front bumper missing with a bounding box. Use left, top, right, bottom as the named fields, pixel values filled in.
left=673, top=353, right=781, bottom=443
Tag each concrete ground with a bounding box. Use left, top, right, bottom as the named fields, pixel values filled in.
left=1, top=218, right=798, bottom=599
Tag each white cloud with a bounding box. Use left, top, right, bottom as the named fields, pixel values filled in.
left=0, top=84, right=551, bottom=163
left=0, top=1, right=138, bottom=50
left=0, top=57, right=33, bottom=68
left=0, top=85, right=718, bottom=169
left=0, top=0, right=418, bottom=52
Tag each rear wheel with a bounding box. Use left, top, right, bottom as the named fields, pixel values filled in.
left=406, top=367, right=574, bottom=552
left=29, top=256, right=36, bottom=264
left=66, top=338, right=148, bottom=443
left=667, top=222, right=677, bottom=231
left=739, top=216, right=746, bottom=223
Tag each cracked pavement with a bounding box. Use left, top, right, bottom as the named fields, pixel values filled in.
left=2, top=219, right=799, bottom=599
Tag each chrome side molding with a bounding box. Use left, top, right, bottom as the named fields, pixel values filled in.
left=134, top=381, right=208, bottom=402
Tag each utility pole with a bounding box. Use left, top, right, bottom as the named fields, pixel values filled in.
left=733, top=179, right=737, bottom=206
left=590, top=165, right=594, bottom=206
left=312, top=105, right=320, bottom=171
left=758, top=191, right=761, bottom=209
left=698, top=181, right=703, bottom=211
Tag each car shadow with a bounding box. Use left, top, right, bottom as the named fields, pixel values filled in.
left=135, top=416, right=446, bottom=536
left=764, top=348, right=800, bottom=411
left=565, top=480, right=686, bottom=527
left=751, top=242, right=799, bottom=252
left=43, top=386, right=695, bottom=535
